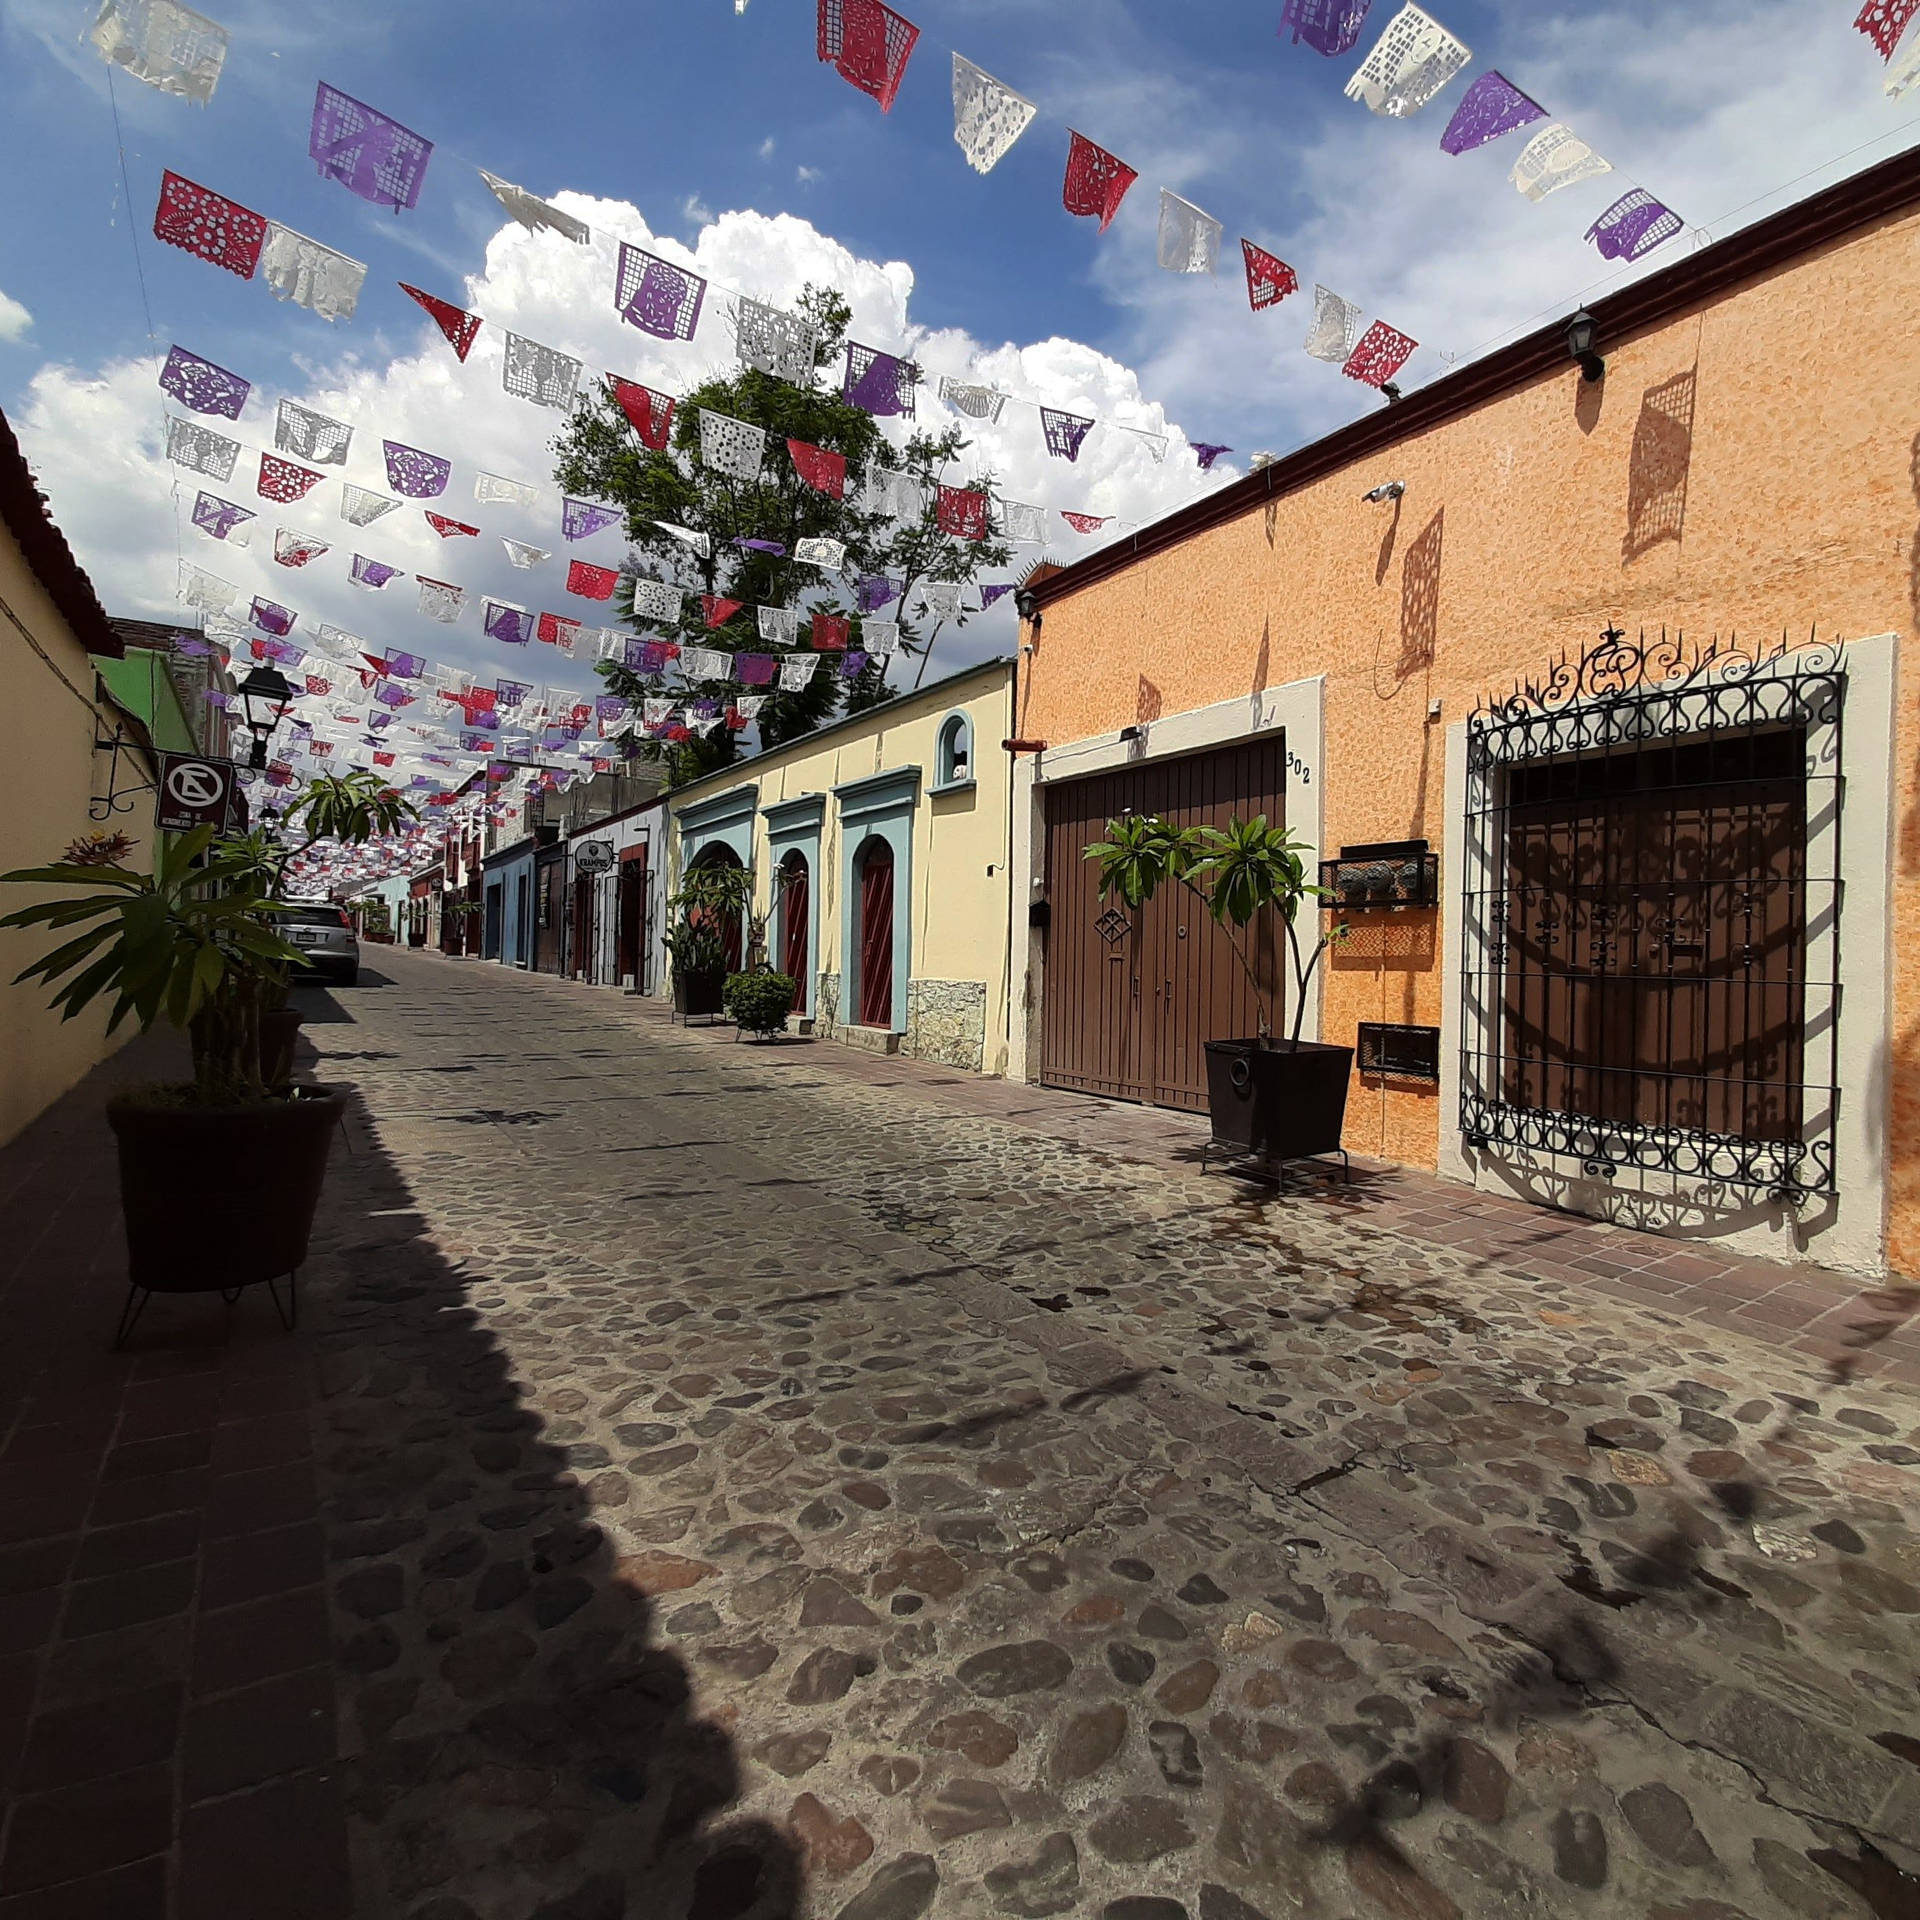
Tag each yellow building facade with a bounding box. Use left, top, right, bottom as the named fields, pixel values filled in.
left=0, top=412, right=158, bottom=1146
left=669, top=660, right=1015, bottom=1075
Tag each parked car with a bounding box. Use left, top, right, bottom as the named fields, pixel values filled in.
left=272, top=902, right=360, bottom=986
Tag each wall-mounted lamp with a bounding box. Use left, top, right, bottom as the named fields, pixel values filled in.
left=1362, top=480, right=1406, bottom=504
left=1118, top=724, right=1143, bottom=742
left=1013, top=588, right=1041, bottom=626
left=1565, top=308, right=1605, bottom=383
left=1379, top=382, right=1403, bottom=404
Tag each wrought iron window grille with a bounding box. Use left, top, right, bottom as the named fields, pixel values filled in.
left=1358, top=1022, right=1441, bottom=1082
left=1459, top=626, right=1844, bottom=1198
left=1320, top=839, right=1439, bottom=910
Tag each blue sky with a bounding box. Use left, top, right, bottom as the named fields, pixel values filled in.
left=0, top=0, right=1911, bottom=698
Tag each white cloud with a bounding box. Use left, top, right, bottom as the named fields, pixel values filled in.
left=1066, top=0, right=1916, bottom=450
left=681, top=193, right=714, bottom=230
left=0, top=290, right=30, bottom=343
left=757, top=136, right=776, bottom=160
left=796, top=166, right=823, bottom=185
left=15, top=195, right=1226, bottom=699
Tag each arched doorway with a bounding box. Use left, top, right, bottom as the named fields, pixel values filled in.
left=686, top=845, right=745, bottom=973
left=779, top=849, right=810, bottom=1012
left=856, top=838, right=894, bottom=1029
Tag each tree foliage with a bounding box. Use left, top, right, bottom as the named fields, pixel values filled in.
left=552, top=286, right=1011, bottom=788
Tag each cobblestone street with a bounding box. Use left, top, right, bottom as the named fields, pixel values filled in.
left=5, top=945, right=1920, bottom=1920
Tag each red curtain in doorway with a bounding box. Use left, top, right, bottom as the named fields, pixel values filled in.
left=858, top=843, right=894, bottom=1028
left=781, top=858, right=810, bottom=1011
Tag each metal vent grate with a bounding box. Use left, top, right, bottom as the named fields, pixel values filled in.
left=1358, top=1022, right=1441, bottom=1082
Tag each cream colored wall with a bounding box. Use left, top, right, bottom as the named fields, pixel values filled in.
left=674, top=664, right=1016, bottom=1071
left=0, top=532, right=154, bottom=1146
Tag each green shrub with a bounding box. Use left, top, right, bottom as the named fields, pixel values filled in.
left=723, top=969, right=796, bottom=1038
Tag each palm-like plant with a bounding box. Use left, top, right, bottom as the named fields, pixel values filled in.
left=1086, top=813, right=1345, bottom=1046
left=1, top=826, right=303, bottom=1100
left=237, top=772, right=418, bottom=896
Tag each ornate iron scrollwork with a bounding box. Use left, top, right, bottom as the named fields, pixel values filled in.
left=1471, top=623, right=1840, bottom=726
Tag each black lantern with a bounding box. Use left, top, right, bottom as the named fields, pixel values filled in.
left=233, top=665, right=293, bottom=770
left=1565, top=308, right=1605, bottom=383
left=1013, top=587, right=1041, bottom=624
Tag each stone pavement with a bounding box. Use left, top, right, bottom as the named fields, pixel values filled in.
left=1, top=947, right=1917, bottom=1919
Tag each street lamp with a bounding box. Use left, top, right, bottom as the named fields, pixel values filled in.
left=1565, top=308, right=1605, bottom=383
left=233, top=665, right=293, bottom=770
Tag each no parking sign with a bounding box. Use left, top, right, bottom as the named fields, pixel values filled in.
left=155, top=753, right=239, bottom=833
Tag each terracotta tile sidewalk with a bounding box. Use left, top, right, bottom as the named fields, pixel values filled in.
left=0, top=1032, right=347, bottom=1919
left=614, top=976, right=1920, bottom=1391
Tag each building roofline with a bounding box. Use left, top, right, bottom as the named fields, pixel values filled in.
left=1029, top=144, right=1920, bottom=608
left=565, top=794, right=666, bottom=839
left=668, top=655, right=1013, bottom=809
left=482, top=836, right=539, bottom=868
left=0, top=408, right=122, bottom=659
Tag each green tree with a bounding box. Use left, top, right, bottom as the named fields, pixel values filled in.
left=551, top=286, right=1011, bottom=788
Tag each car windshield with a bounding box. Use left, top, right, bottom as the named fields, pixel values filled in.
left=273, top=906, right=349, bottom=927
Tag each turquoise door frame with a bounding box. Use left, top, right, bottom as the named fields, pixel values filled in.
left=675, top=782, right=759, bottom=960
left=763, top=793, right=825, bottom=1018
left=834, top=766, right=919, bottom=1035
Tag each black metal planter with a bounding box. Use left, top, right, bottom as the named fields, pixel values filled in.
left=671, top=969, right=726, bottom=1021
left=104, top=1088, right=345, bottom=1346
left=1201, top=1038, right=1355, bottom=1182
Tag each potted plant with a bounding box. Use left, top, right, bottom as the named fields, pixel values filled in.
left=666, top=863, right=755, bottom=1019
left=1, top=826, right=337, bottom=1341
left=1086, top=813, right=1352, bottom=1170
left=664, top=918, right=727, bottom=1017
left=723, top=969, right=798, bottom=1040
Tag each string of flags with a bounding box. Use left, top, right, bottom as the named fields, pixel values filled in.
left=149, top=158, right=1218, bottom=482
left=155, top=312, right=1140, bottom=655
left=793, top=0, right=1701, bottom=395
left=164, top=415, right=1108, bottom=654
left=96, top=0, right=1897, bottom=445
left=1854, top=0, right=1920, bottom=94
left=108, top=0, right=1231, bottom=474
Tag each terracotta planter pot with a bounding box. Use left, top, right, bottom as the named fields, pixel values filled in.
left=105, top=1089, right=345, bottom=1338
left=258, top=1008, right=303, bottom=1090
left=1202, top=1038, right=1354, bottom=1166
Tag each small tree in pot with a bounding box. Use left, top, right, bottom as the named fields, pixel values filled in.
left=1, top=827, right=333, bottom=1341
left=1087, top=813, right=1352, bottom=1169
left=665, top=863, right=752, bottom=1019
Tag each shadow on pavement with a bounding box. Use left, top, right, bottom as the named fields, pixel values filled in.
left=284, top=1080, right=805, bottom=1918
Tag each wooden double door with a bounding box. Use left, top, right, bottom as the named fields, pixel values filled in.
left=1040, top=738, right=1286, bottom=1112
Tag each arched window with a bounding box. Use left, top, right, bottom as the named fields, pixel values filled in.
left=935, top=711, right=974, bottom=790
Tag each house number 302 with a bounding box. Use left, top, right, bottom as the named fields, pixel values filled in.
left=1287, top=750, right=1313, bottom=785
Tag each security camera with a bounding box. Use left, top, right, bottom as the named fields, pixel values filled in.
left=1363, top=481, right=1406, bottom=503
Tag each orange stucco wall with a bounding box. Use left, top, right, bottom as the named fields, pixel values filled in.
left=1020, top=200, right=1920, bottom=1275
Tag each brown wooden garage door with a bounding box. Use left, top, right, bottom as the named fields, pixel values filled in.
left=1040, top=737, right=1287, bottom=1112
